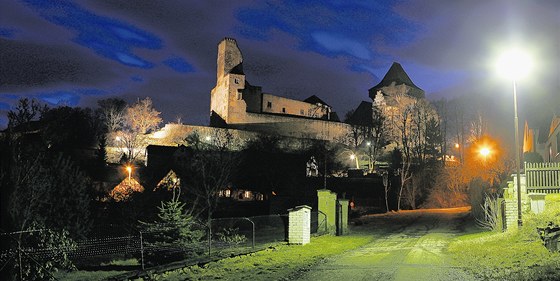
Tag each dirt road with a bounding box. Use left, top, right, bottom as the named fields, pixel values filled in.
left=296, top=207, right=479, bottom=281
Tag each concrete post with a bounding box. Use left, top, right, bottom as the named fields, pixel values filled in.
left=528, top=193, right=546, bottom=214
left=504, top=199, right=518, bottom=231
left=288, top=205, right=312, bottom=245
left=337, top=199, right=349, bottom=236
left=318, top=189, right=337, bottom=234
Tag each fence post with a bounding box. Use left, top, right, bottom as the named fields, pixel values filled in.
left=139, top=231, right=145, bottom=270
left=208, top=224, right=212, bottom=256
left=241, top=218, right=255, bottom=249
left=18, top=240, right=23, bottom=281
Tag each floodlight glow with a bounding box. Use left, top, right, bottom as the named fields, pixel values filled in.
left=350, top=154, right=356, bottom=160
left=495, top=48, right=533, bottom=80
left=126, top=166, right=132, bottom=181
left=480, top=147, right=490, bottom=157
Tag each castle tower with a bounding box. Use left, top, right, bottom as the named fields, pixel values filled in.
left=368, top=62, right=424, bottom=100
left=216, top=38, right=244, bottom=80
left=210, top=38, right=247, bottom=125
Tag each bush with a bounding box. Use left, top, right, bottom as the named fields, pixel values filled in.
left=8, top=222, right=77, bottom=281
left=216, top=228, right=247, bottom=245
left=468, top=178, right=501, bottom=230
left=423, top=166, right=469, bottom=208
left=140, top=198, right=205, bottom=265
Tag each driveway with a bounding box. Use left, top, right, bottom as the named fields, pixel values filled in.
left=296, top=207, right=479, bottom=281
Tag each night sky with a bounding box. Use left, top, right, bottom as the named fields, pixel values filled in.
left=1, top=0, right=559, bottom=140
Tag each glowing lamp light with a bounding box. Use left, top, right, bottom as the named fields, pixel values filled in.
left=126, top=165, right=132, bottom=181
left=495, top=48, right=533, bottom=80
left=366, top=141, right=371, bottom=146
left=350, top=154, right=356, bottom=160
left=205, top=136, right=211, bottom=141
left=455, top=143, right=460, bottom=149
left=480, top=147, right=490, bottom=158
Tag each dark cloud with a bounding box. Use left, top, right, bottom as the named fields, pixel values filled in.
left=0, top=0, right=558, bottom=135
left=0, top=38, right=117, bottom=90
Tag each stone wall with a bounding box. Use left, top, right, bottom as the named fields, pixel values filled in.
left=231, top=112, right=350, bottom=141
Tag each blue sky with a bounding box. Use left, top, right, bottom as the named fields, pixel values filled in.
left=1, top=0, right=559, bottom=133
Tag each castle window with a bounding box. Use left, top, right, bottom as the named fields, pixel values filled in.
left=236, top=91, right=242, bottom=100
left=267, top=101, right=272, bottom=109
left=300, top=109, right=304, bottom=115
left=234, top=78, right=240, bottom=84
left=282, top=107, right=286, bottom=113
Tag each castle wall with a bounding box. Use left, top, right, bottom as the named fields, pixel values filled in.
left=261, top=94, right=328, bottom=118
left=230, top=112, right=350, bottom=141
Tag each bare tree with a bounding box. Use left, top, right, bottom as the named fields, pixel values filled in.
left=394, top=99, right=440, bottom=210
left=180, top=130, right=237, bottom=228
left=126, top=97, right=162, bottom=134
left=7, top=98, right=45, bottom=129
left=97, top=98, right=127, bottom=133
left=118, top=97, right=162, bottom=161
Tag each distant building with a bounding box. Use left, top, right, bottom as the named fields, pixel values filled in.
left=209, top=37, right=350, bottom=141
left=526, top=116, right=560, bottom=162
left=367, top=62, right=430, bottom=144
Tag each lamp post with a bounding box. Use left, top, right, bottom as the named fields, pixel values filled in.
left=512, top=78, right=523, bottom=227
left=496, top=48, right=533, bottom=227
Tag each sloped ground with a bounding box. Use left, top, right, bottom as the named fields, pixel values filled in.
left=296, top=207, right=479, bottom=281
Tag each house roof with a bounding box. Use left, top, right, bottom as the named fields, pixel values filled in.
left=549, top=115, right=560, bottom=138
left=368, top=62, right=423, bottom=93
left=304, top=95, right=330, bottom=107
left=345, top=101, right=373, bottom=127
left=146, top=144, right=179, bottom=155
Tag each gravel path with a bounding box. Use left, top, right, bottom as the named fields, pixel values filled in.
left=297, top=208, right=479, bottom=281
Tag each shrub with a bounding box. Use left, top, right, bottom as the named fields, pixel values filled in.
left=216, top=227, right=247, bottom=245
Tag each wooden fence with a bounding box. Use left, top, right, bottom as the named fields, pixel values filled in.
left=525, top=162, right=560, bottom=194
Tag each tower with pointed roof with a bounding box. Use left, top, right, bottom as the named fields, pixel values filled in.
left=368, top=62, right=424, bottom=100
left=367, top=62, right=430, bottom=144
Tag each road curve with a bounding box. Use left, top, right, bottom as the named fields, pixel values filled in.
left=296, top=207, right=479, bottom=281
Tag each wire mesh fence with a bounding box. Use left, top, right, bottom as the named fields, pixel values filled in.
left=1, top=212, right=327, bottom=279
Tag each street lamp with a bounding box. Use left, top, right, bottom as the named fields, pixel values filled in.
left=126, top=165, right=132, bottom=182
left=350, top=153, right=359, bottom=169
left=480, top=147, right=490, bottom=160
left=496, top=47, right=533, bottom=227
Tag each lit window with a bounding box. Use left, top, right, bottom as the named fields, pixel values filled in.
left=244, top=191, right=251, bottom=199
left=224, top=189, right=231, bottom=197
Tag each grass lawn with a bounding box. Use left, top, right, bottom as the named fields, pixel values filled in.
left=136, top=235, right=373, bottom=281
left=54, top=258, right=139, bottom=281
left=448, top=194, right=560, bottom=281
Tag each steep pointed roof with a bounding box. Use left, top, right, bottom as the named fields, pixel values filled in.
left=304, top=95, right=330, bottom=107
left=346, top=101, right=373, bottom=127
left=368, top=62, right=423, bottom=93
